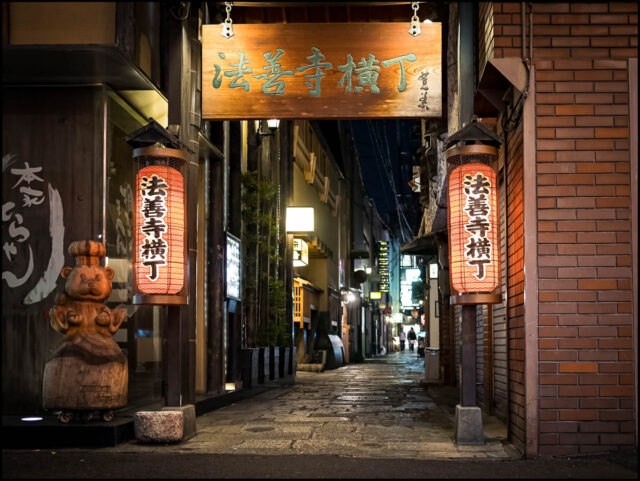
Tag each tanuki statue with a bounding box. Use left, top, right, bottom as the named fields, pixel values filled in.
left=43, top=240, right=127, bottom=423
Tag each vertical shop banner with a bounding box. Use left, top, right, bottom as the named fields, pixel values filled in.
left=226, top=232, right=241, bottom=300
left=377, top=240, right=390, bottom=292
left=202, top=23, right=441, bottom=119
left=447, top=163, right=501, bottom=293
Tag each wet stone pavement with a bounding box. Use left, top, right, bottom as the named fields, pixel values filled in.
left=105, top=350, right=518, bottom=460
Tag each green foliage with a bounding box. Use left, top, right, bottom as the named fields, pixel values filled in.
left=242, top=170, right=289, bottom=348
left=259, top=278, right=290, bottom=347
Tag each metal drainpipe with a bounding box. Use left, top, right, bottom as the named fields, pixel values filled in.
left=521, top=2, right=526, bottom=62
left=529, top=4, right=533, bottom=63
left=502, top=106, right=510, bottom=440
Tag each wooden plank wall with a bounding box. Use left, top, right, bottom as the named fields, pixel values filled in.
left=2, top=87, right=104, bottom=413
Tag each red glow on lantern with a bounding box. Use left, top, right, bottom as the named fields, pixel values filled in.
left=448, top=163, right=500, bottom=293
left=134, top=165, right=185, bottom=295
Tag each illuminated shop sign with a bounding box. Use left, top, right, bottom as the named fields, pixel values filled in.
left=293, top=238, right=309, bottom=267
left=377, top=240, right=390, bottom=292
left=429, top=263, right=438, bottom=279
left=226, top=233, right=241, bottom=300
left=447, top=163, right=500, bottom=293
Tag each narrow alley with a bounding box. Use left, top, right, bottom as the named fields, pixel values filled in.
left=2, top=2, right=638, bottom=475
left=101, top=352, right=513, bottom=460
left=3, top=355, right=637, bottom=479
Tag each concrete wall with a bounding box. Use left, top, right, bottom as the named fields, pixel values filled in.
left=292, top=161, right=340, bottom=310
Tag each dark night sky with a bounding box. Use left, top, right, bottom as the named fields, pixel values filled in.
left=349, top=119, right=422, bottom=243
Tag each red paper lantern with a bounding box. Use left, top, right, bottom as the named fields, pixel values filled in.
left=447, top=162, right=500, bottom=293
left=132, top=148, right=187, bottom=304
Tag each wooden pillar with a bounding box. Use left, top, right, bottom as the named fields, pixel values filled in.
left=207, top=143, right=225, bottom=394
left=228, top=121, right=243, bottom=381
left=163, top=5, right=200, bottom=406
left=460, top=304, right=477, bottom=407
left=166, top=305, right=183, bottom=406
left=282, top=121, right=295, bottom=349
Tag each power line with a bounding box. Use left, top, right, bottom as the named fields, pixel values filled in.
left=367, top=120, right=413, bottom=242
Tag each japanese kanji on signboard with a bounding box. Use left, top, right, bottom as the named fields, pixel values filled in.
left=202, top=23, right=441, bottom=119
left=447, top=163, right=501, bottom=294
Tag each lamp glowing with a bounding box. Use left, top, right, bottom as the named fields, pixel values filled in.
left=267, top=119, right=280, bottom=130
left=286, top=207, right=314, bottom=232
left=447, top=163, right=500, bottom=293
left=131, top=147, right=188, bottom=305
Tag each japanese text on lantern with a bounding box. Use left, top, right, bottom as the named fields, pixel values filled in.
left=139, top=172, right=168, bottom=282
left=134, top=166, right=184, bottom=295
left=448, top=163, right=500, bottom=293
left=463, top=172, right=492, bottom=280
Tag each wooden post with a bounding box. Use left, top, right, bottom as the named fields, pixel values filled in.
left=161, top=2, right=201, bottom=406
left=282, top=122, right=295, bottom=351
left=207, top=146, right=225, bottom=394
left=166, top=304, right=182, bottom=406
left=460, top=304, right=477, bottom=407
left=228, top=121, right=243, bottom=382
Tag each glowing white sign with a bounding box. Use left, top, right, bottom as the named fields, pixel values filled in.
left=226, top=233, right=241, bottom=300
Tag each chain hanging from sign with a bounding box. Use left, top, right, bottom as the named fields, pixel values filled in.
left=409, top=2, right=422, bottom=37
left=221, top=2, right=234, bottom=39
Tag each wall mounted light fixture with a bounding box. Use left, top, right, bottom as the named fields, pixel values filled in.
left=257, top=119, right=280, bottom=140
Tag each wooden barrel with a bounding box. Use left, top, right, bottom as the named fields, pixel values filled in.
left=43, top=331, right=127, bottom=410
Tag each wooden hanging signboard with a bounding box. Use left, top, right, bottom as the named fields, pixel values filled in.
left=202, top=22, right=441, bottom=119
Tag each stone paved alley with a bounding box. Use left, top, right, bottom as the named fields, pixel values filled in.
left=106, top=350, right=516, bottom=460
left=3, top=351, right=638, bottom=479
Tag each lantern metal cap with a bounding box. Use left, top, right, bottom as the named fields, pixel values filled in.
left=132, top=146, right=188, bottom=162
left=444, top=116, right=502, bottom=150
left=124, top=118, right=181, bottom=149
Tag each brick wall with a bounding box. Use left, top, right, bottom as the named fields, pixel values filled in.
left=492, top=1, right=637, bottom=455
left=504, top=118, right=526, bottom=453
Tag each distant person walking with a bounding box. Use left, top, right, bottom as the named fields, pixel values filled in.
left=399, top=329, right=406, bottom=351
left=408, top=327, right=417, bottom=352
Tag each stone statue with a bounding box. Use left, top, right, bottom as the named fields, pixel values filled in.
left=43, top=240, right=128, bottom=423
